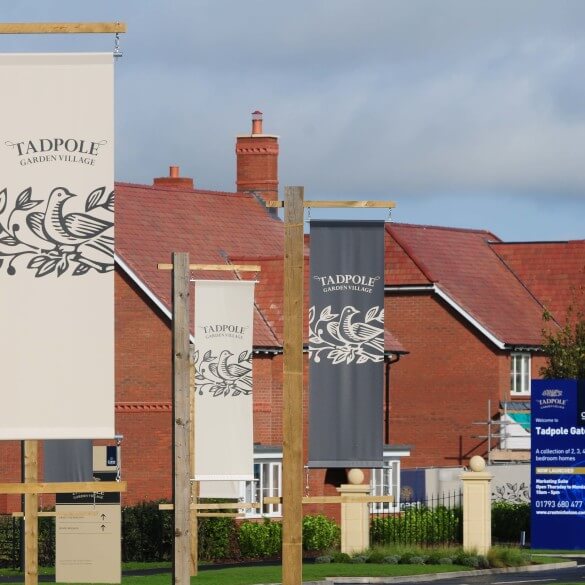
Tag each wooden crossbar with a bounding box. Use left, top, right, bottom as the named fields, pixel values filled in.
left=157, top=263, right=261, bottom=272
left=12, top=511, right=100, bottom=518
left=263, top=495, right=395, bottom=505
left=265, top=200, right=396, bottom=209
left=0, top=481, right=126, bottom=495
left=159, top=502, right=260, bottom=511
left=0, top=23, right=127, bottom=34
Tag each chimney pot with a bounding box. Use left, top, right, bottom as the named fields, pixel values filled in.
left=251, top=110, right=263, bottom=135
left=153, top=165, right=194, bottom=189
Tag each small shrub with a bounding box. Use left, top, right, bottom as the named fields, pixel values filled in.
left=302, top=514, right=340, bottom=551
left=351, top=555, right=367, bottom=564
left=461, top=556, right=480, bottom=568
left=332, top=551, right=351, bottom=563
left=315, top=555, right=332, bottom=564
left=488, top=546, right=530, bottom=568
left=399, top=551, right=418, bottom=564
left=366, top=551, right=386, bottom=563
left=383, top=555, right=400, bottom=564
left=409, top=556, right=426, bottom=564
left=438, top=557, right=453, bottom=565
left=237, top=518, right=282, bottom=559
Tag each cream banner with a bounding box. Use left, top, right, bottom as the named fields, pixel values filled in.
left=194, top=281, right=255, bottom=496
left=0, top=54, right=115, bottom=439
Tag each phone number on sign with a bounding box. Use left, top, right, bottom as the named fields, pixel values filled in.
left=535, top=500, right=583, bottom=509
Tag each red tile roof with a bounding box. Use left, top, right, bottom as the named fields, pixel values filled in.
left=386, top=223, right=548, bottom=346
left=115, top=182, right=283, bottom=347
left=117, top=179, right=580, bottom=351
left=491, top=240, right=585, bottom=325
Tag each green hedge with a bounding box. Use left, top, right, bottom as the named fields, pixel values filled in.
left=492, top=501, right=530, bottom=543
left=0, top=504, right=340, bottom=565
left=370, top=506, right=462, bottom=546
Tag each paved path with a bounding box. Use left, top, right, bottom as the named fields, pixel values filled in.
left=327, top=559, right=584, bottom=585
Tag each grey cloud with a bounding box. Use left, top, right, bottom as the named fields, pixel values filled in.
left=2, top=0, right=585, bottom=233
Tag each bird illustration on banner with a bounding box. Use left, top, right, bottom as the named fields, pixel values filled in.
left=309, top=304, right=384, bottom=365
left=194, top=349, right=253, bottom=397
left=0, top=185, right=114, bottom=277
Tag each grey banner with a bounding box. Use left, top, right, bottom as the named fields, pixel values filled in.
left=44, top=440, right=93, bottom=482
left=309, top=220, right=385, bottom=468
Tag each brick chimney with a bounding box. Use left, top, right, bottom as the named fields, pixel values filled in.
left=153, top=165, right=194, bottom=189
left=236, top=111, right=279, bottom=203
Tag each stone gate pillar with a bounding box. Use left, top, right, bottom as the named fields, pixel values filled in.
left=461, top=455, right=492, bottom=555
left=336, top=469, right=370, bottom=554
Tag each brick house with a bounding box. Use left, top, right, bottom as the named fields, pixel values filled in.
left=384, top=224, right=585, bottom=469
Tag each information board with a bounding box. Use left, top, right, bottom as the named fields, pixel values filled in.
left=531, top=379, right=585, bottom=549
left=55, top=447, right=121, bottom=583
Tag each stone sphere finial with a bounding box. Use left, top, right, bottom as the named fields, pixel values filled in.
left=469, top=455, right=486, bottom=472
left=347, top=468, right=365, bottom=485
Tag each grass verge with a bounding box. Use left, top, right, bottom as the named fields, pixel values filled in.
left=48, top=562, right=469, bottom=585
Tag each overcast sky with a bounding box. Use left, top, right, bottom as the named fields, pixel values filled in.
left=2, top=1, right=585, bottom=241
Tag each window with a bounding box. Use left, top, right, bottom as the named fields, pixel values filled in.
left=370, top=460, right=400, bottom=513
left=510, top=352, right=531, bottom=395
left=244, top=459, right=282, bottom=518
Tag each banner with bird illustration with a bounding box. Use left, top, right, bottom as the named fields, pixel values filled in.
left=308, top=220, right=385, bottom=468
left=0, top=54, right=115, bottom=439
left=194, top=280, right=255, bottom=497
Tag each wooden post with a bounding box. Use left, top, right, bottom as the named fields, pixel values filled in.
left=23, top=441, right=38, bottom=585
left=282, top=186, right=304, bottom=585
left=189, top=355, right=198, bottom=576
left=172, top=252, right=191, bottom=585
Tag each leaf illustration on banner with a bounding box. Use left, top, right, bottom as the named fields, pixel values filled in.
left=103, top=190, right=115, bottom=213
left=0, top=186, right=114, bottom=277
left=15, top=187, right=43, bottom=211
left=365, top=306, right=384, bottom=323
left=73, top=264, right=91, bottom=276
left=309, top=304, right=384, bottom=365
left=86, top=187, right=106, bottom=211
left=0, top=235, right=19, bottom=247
left=195, top=349, right=252, bottom=397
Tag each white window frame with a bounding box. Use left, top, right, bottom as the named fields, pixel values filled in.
left=510, top=352, right=531, bottom=395
left=242, top=453, right=282, bottom=518
left=370, top=459, right=400, bottom=513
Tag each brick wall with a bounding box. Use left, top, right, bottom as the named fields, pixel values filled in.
left=386, top=291, right=508, bottom=468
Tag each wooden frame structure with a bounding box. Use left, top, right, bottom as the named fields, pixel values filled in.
left=161, top=257, right=261, bottom=583
left=279, top=188, right=397, bottom=585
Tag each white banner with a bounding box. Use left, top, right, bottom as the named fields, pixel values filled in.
left=0, top=54, right=115, bottom=439
left=194, top=281, right=255, bottom=497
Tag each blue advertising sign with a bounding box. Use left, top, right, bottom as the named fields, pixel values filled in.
left=531, top=379, right=585, bottom=549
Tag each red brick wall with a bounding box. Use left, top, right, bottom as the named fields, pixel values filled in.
left=386, top=291, right=508, bottom=468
